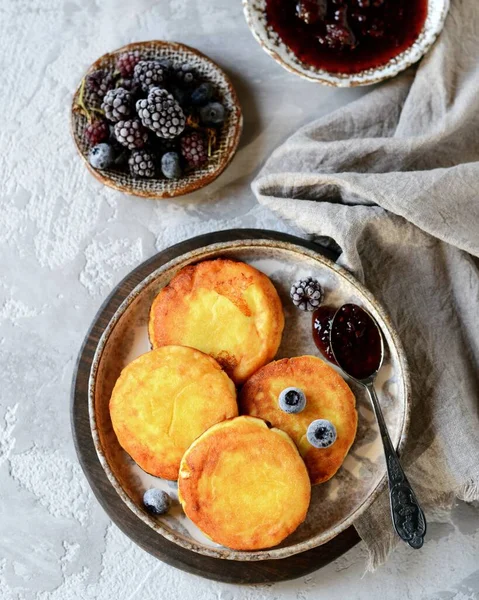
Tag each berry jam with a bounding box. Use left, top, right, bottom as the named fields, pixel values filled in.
left=265, top=0, right=428, bottom=74
left=330, top=303, right=382, bottom=380
left=312, top=305, right=337, bottom=363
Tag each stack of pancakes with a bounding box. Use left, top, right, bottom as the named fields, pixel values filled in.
left=110, top=258, right=357, bottom=551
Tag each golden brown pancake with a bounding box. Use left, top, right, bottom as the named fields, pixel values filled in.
left=178, top=416, right=311, bottom=550
left=239, top=356, right=357, bottom=485
left=109, top=346, right=238, bottom=480
left=148, top=258, right=284, bottom=385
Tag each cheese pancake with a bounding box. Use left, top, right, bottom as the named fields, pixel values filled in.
left=178, top=416, right=311, bottom=550
left=109, top=346, right=237, bottom=480
left=148, top=259, right=284, bottom=384
left=239, top=356, right=357, bottom=485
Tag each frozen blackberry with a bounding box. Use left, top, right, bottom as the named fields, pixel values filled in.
left=172, top=62, right=196, bottom=87
left=88, top=143, right=115, bottom=170
left=290, top=277, right=323, bottom=311
left=102, top=87, right=132, bottom=122
left=181, top=131, right=207, bottom=168
left=129, top=149, right=155, bottom=178
left=200, top=102, right=225, bottom=125
left=117, top=77, right=140, bottom=96
left=114, top=119, right=148, bottom=150
left=116, top=50, right=141, bottom=77
left=85, top=119, right=109, bottom=145
left=85, top=69, right=115, bottom=107
left=191, top=82, right=214, bottom=106
left=161, top=152, right=182, bottom=179
left=133, top=60, right=166, bottom=92
left=136, top=87, right=186, bottom=139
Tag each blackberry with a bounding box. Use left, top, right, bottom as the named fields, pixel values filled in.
left=290, top=277, right=323, bottom=311
left=88, top=143, right=115, bottom=170
left=133, top=60, right=166, bottom=92
left=116, top=50, right=141, bottom=77
left=172, top=62, right=196, bottom=87
left=129, top=149, right=156, bottom=178
left=180, top=131, right=208, bottom=168
left=102, top=87, right=132, bottom=122
left=200, top=102, right=225, bottom=125
left=136, top=87, right=186, bottom=139
left=161, top=152, right=182, bottom=179
left=85, top=69, right=115, bottom=107
left=117, top=78, right=140, bottom=96
left=114, top=119, right=148, bottom=150
left=85, top=119, right=109, bottom=145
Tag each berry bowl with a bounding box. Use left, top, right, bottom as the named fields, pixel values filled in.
left=243, top=0, right=449, bottom=87
left=71, top=41, right=243, bottom=198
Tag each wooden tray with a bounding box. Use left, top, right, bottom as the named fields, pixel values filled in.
left=71, top=229, right=361, bottom=583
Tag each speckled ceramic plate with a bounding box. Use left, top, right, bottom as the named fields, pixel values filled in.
left=71, top=41, right=242, bottom=198
left=243, top=0, right=449, bottom=87
left=89, top=236, right=410, bottom=560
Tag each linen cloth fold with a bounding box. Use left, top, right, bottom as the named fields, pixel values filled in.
left=252, top=0, right=479, bottom=569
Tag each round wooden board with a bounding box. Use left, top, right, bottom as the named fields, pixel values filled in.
left=71, top=228, right=360, bottom=584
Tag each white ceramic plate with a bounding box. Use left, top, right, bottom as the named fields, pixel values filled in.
left=89, top=237, right=410, bottom=560
left=243, top=0, right=449, bottom=86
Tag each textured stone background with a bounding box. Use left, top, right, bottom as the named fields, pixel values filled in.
left=1, top=0, right=479, bottom=598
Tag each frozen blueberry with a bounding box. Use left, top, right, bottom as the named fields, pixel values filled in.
left=191, top=82, right=214, bottom=106
left=88, top=143, right=115, bottom=170
left=199, top=102, right=225, bottom=125
left=278, top=387, right=306, bottom=414
left=143, top=488, right=171, bottom=515
left=161, top=152, right=182, bottom=179
left=307, top=419, right=337, bottom=449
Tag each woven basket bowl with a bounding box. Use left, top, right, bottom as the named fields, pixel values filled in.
left=71, top=41, right=243, bottom=199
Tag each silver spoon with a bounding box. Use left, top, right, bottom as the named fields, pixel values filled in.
left=330, top=304, right=426, bottom=549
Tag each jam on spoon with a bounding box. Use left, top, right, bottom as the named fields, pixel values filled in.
left=266, top=0, right=428, bottom=74
left=330, top=303, right=382, bottom=380
left=330, top=303, right=427, bottom=549
left=312, top=305, right=337, bottom=363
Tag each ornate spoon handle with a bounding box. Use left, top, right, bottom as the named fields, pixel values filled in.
left=365, top=382, right=426, bottom=549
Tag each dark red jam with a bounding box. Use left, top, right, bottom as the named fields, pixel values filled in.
left=330, top=303, right=382, bottom=380
left=265, top=0, right=428, bottom=74
left=312, top=305, right=337, bottom=363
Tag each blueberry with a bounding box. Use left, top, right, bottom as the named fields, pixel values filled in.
left=278, top=387, right=306, bottom=414
left=161, top=152, right=182, bottom=179
left=199, top=102, right=225, bottom=125
left=143, top=488, right=171, bottom=515
left=88, top=143, right=115, bottom=170
left=307, top=419, right=337, bottom=449
left=191, top=82, right=214, bottom=106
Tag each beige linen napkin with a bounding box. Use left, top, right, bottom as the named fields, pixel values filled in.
left=252, top=0, right=479, bottom=569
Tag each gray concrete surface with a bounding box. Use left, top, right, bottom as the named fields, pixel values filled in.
left=1, top=0, right=478, bottom=598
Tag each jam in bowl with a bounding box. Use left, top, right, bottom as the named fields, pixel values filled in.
left=265, top=0, right=428, bottom=74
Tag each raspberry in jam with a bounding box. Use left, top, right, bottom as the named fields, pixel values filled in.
left=265, top=0, right=428, bottom=74
left=330, top=303, right=382, bottom=380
